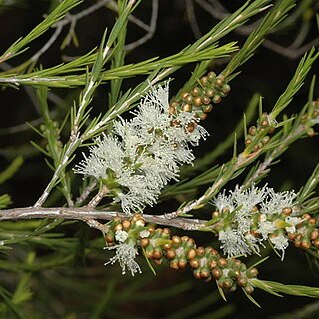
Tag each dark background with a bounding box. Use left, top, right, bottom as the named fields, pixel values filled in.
left=0, top=1, right=319, bottom=318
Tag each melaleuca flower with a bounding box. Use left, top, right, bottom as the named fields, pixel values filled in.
left=75, top=83, right=208, bottom=214
left=218, top=228, right=250, bottom=257
left=269, top=233, right=289, bottom=261
left=104, top=230, right=141, bottom=276
left=214, top=185, right=299, bottom=259
left=260, top=189, right=297, bottom=215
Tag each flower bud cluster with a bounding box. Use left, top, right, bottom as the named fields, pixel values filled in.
left=301, top=98, right=319, bottom=137
left=245, top=112, right=276, bottom=152
left=104, top=214, right=259, bottom=295
left=75, top=83, right=208, bottom=214
left=169, top=72, right=231, bottom=123
left=212, top=185, right=319, bottom=260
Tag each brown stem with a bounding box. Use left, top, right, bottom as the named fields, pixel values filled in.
left=0, top=207, right=206, bottom=231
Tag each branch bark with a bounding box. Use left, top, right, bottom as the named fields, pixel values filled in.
left=0, top=207, right=206, bottom=231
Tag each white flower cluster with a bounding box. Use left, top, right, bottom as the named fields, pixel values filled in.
left=104, top=230, right=142, bottom=276
left=213, top=185, right=299, bottom=260
left=75, top=83, right=208, bottom=214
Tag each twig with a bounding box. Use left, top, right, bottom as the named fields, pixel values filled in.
left=0, top=207, right=206, bottom=231
left=124, top=0, right=159, bottom=51
left=75, top=180, right=98, bottom=206
left=186, top=0, right=202, bottom=39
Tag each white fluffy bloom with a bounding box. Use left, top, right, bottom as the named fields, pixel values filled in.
left=213, top=190, right=235, bottom=212
left=214, top=185, right=298, bottom=260
left=74, top=83, right=208, bottom=214
left=218, top=229, right=251, bottom=258
left=231, top=184, right=269, bottom=213
left=269, top=234, right=289, bottom=261
left=260, top=188, right=297, bottom=215
left=115, top=230, right=129, bottom=243
left=285, top=216, right=301, bottom=233
left=105, top=243, right=142, bottom=276
left=258, top=219, right=277, bottom=240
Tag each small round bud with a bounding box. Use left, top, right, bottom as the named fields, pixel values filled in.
left=310, top=230, right=319, bottom=240
left=182, top=103, right=192, bottom=112
left=191, top=87, right=201, bottom=96
left=187, top=249, right=197, bottom=260
left=215, top=78, right=223, bottom=87
left=194, top=97, right=202, bottom=106
left=222, top=84, right=231, bottom=94
left=153, top=249, right=162, bottom=259
left=248, top=126, right=257, bottom=136
left=212, top=268, right=222, bottom=279
left=202, top=96, right=211, bottom=105
left=207, top=71, right=216, bottom=80
left=202, top=104, right=213, bottom=113
left=196, top=247, right=205, bottom=257
left=218, top=258, right=227, bottom=267
left=172, top=236, right=181, bottom=245
left=212, top=95, right=221, bottom=104
left=282, top=207, right=292, bottom=215
left=205, top=89, right=215, bottom=98
left=114, top=224, right=123, bottom=231
left=209, top=260, right=217, bottom=269
left=246, top=268, right=258, bottom=278
left=181, top=92, right=189, bottom=100
left=223, top=278, right=233, bottom=289
left=178, top=258, right=188, bottom=270
left=244, top=285, right=254, bottom=295
left=140, top=238, right=150, bottom=248
left=170, top=260, right=179, bottom=270
left=200, top=76, right=209, bottom=86
left=200, top=268, right=211, bottom=279
left=190, top=259, right=200, bottom=269
left=122, top=220, right=131, bottom=230
left=166, top=248, right=176, bottom=259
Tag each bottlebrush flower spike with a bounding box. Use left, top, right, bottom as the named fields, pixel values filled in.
left=75, top=83, right=208, bottom=214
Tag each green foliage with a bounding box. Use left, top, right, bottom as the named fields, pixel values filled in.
left=0, top=0, right=319, bottom=318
